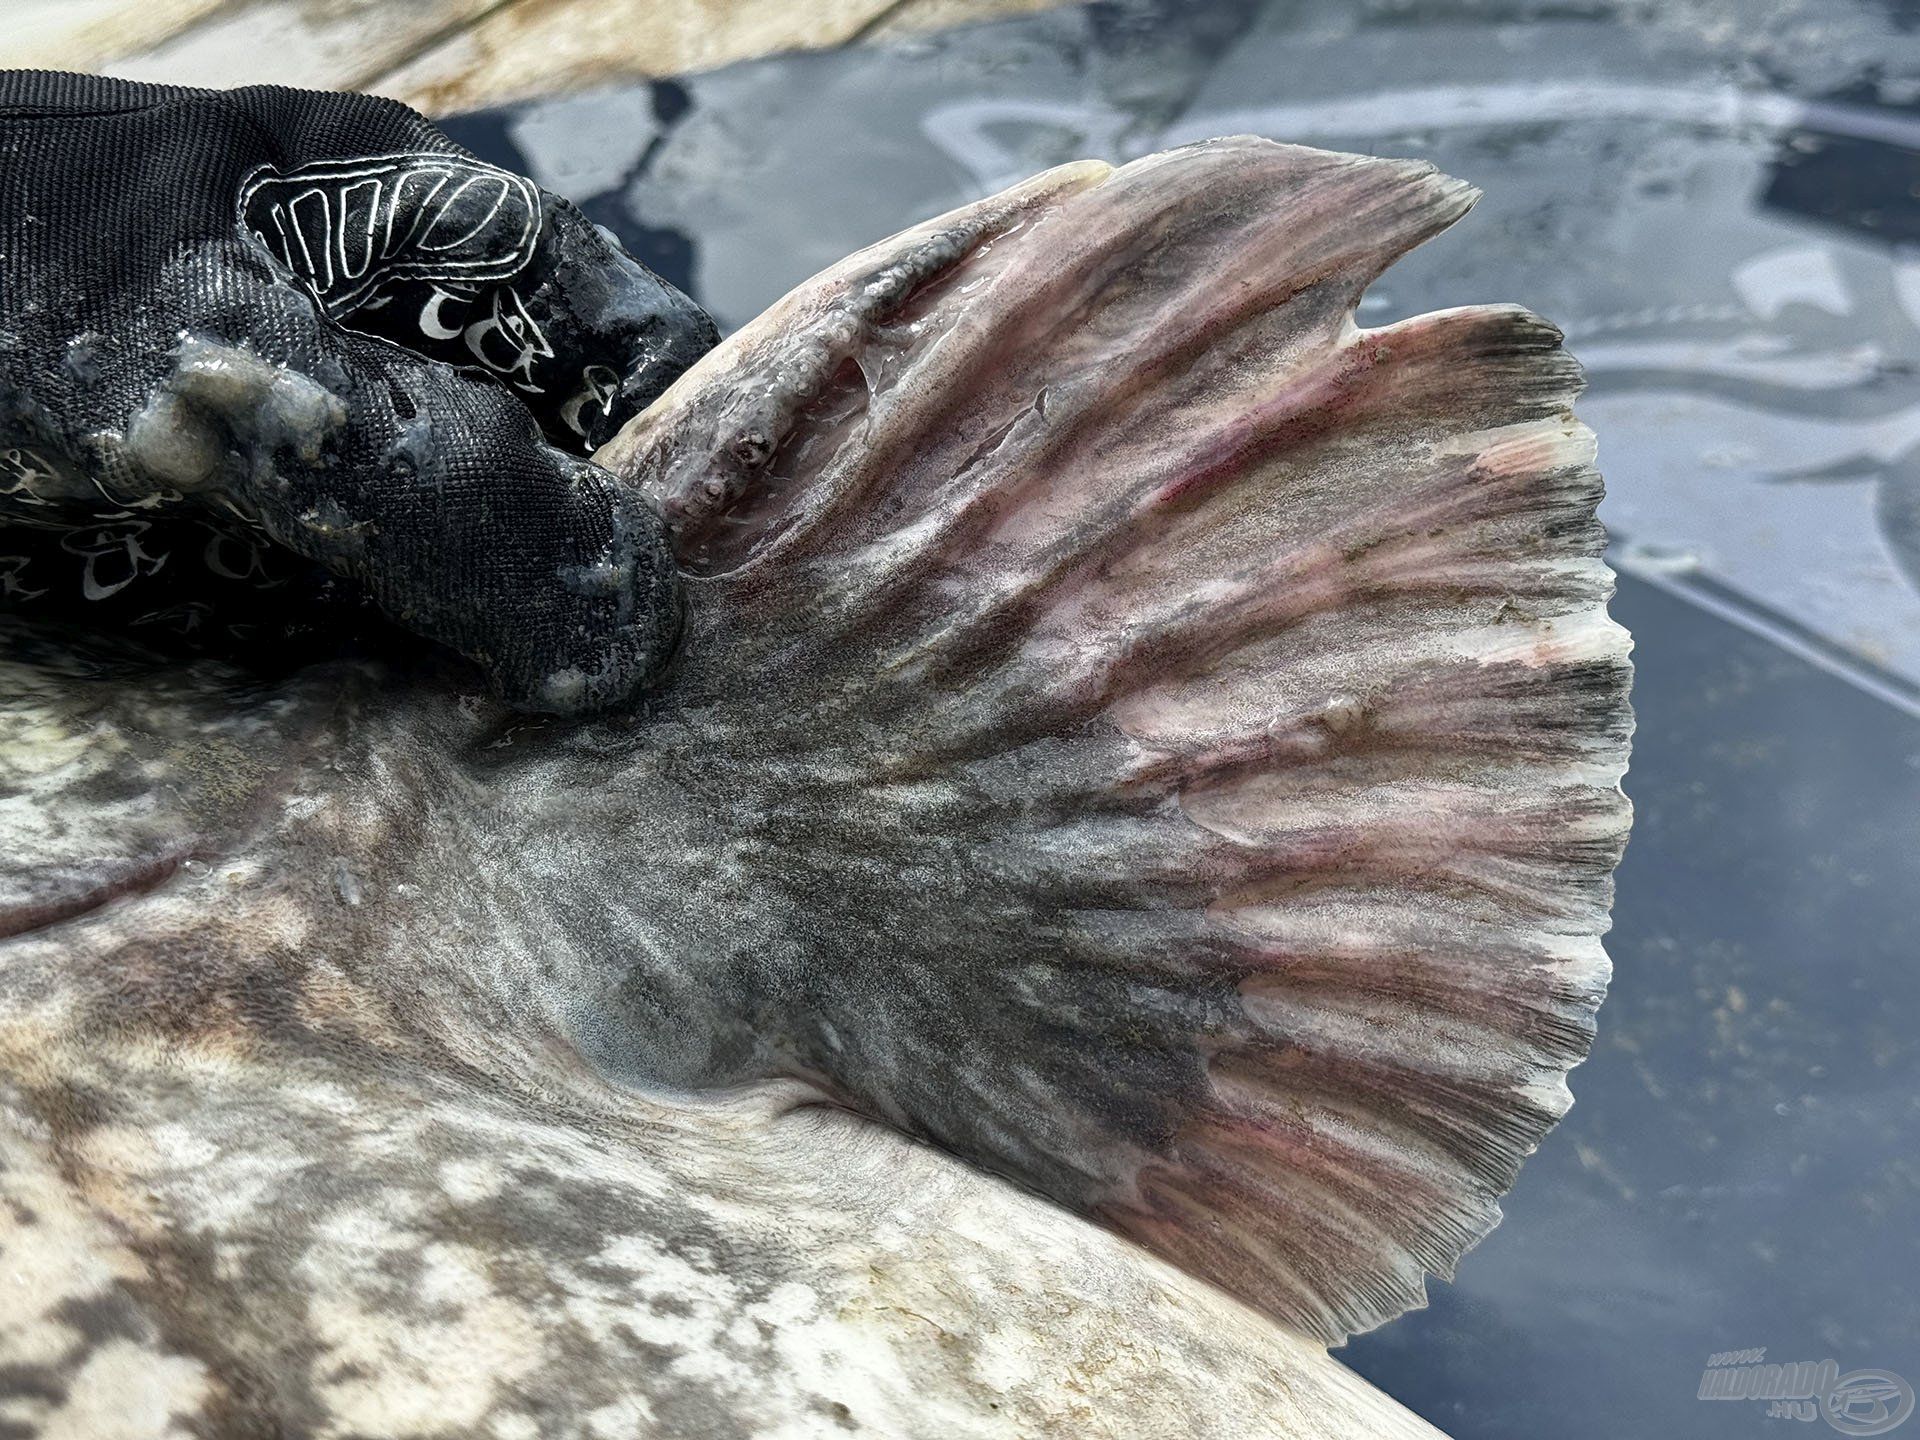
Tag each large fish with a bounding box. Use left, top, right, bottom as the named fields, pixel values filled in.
left=0, top=137, right=1631, bottom=1438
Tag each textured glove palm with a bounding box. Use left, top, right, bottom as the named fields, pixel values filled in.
left=0, top=72, right=717, bottom=712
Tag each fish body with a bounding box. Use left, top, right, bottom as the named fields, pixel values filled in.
left=0, top=138, right=1629, bottom=1438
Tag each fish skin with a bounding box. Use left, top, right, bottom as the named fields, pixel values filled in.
left=0, top=668, right=1437, bottom=1436
left=0, top=137, right=1626, bottom=1437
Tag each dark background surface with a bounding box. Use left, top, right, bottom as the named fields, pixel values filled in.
left=446, top=4, right=1920, bottom=1435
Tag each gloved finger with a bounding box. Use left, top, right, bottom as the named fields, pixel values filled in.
left=130, top=273, right=684, bottom=712
left=224, top=85, right=718, bottom=451
left=0, top=75, right=699, bottom=709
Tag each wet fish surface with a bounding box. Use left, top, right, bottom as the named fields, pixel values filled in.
left=0, top=138, right=1631, bottom=1438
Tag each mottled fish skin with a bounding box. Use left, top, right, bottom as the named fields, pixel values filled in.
left=0, top=138, right=1627, bottom=1438
left=0, top=645, right=1439, bottom=1440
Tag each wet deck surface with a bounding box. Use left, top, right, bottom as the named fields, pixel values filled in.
left=438, top=3, right=1920, bottom=1437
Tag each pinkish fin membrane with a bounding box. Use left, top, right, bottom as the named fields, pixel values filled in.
left=605, top=137, right=1632, bottom=1344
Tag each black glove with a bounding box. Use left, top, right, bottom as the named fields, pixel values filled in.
left=0, top=71, right=718, bottom=712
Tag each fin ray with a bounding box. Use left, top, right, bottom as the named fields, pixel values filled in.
left=608, top=137, right=1632, bottom=1343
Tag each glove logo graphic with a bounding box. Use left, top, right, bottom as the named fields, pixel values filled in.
left=238, top=152, right=541, bottom=321
left=419, top=281, right=556, bottom=393
left=0, top=555, right=46, bottom=601
left=57, top=519, right=168, bottom=601
left=559, top=364, right=622, bottom=438
left=1, top=446, right=91, bottom=508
